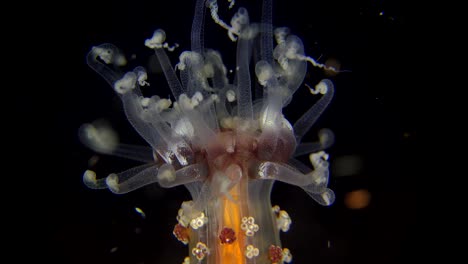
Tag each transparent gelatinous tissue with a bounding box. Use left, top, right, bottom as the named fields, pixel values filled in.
left=82, top=0, right=338, bottom=263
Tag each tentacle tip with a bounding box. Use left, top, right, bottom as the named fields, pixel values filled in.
left=106, top=173, right=120, bottom=193
left=83, top=170, right=97, bottom=185
left=321, top=189, right=335, bottom=206
left=309, top=151, right=330, bottom=169
left=145, top=29, right=166, bottom=49
left=114, top=72, right=137, bottom=94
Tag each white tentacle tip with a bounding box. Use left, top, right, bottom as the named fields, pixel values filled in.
left=106, top=173, right=120, bottom=193
left=83, top=170, right=97, bottom=184
left=321, top=189, right=335, bottom=206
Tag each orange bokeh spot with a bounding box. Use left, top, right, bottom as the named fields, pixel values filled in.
left=344, top=189, right=371, bottom=209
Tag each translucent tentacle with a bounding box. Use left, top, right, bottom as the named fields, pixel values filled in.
left=235, top=20, right=254, bottom=121
left=145, top=29, right=185, bottom=98
left=260, top=0, right=274, bottom=63
left=122, top=91, right=175, bottom=163
left=293, top=128, right=335, bottom=157
left=86, top=44, right=125, bottom=87
left=101, top=144, right=154, bottom=163
left=197, top=94, right=221, bottom=132
left=256, top=161, right=315, bottom=186
left=302, top=188, right=335, bottom=206
left=192, top=181, right=212, bottom=211
left=145, top=103, right=195, bottom=166
left=283, top=36, right=307, bottom=100
left=79, top=122, right=154, bottom=163
left=83, top=170, right=107, bottom=190
left=184, top=181, right=203, bottom=201
left=287, top=157, right=311, bottom=173
left=155, top=46, right=185, bottom=98
left=293, top=79, right=334, bottom=142
left=191, top=0, right=206, bottom=53
left=254, top=151, right=331, bottom=201
left=83, top=163, right=159, bottom=194
left=256, top=61, right=282, bottom=159
left=157, top=162, right=208, bottom=188
left=272, top=32, right=308, bottom=106
left=177, top=93, right=219, bottom=154
left=176, top=51, right=208, bottom=96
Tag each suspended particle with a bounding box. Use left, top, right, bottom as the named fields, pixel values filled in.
left=134, top=207, right=146, bottom=219
left=110, top=246, right=118, bottom=253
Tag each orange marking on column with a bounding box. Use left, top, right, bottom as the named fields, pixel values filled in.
left=218, top=182, right=245, bottom=264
